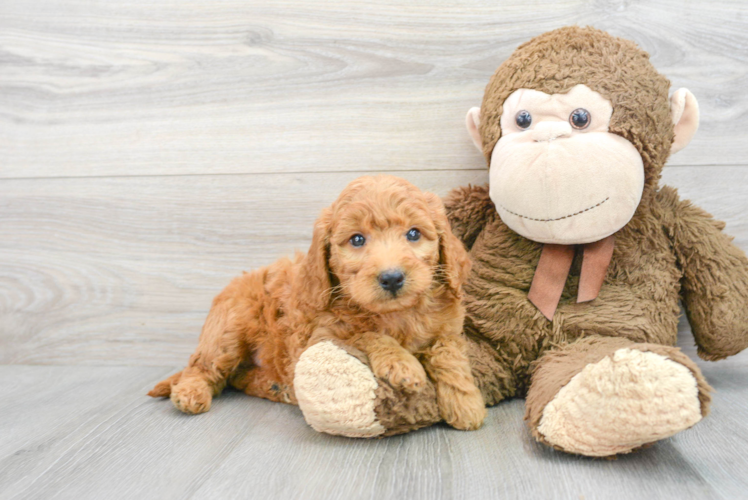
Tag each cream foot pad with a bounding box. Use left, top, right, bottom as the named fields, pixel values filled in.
left=295, top=341, right=385, bottom=438
left=537, top=348, right=702, bottom=456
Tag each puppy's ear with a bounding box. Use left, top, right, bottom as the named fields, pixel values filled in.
left=425, top=192, right=471, bottom=295
left=298, top=207, right=334, bottom=310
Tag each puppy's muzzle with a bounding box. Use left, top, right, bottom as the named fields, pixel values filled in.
left=378, top=269, right=405, bottom=295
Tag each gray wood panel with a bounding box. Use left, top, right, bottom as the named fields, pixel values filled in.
left=2, top=166, right=747, bottom=366
left=0, top=365, right=174, bottom=499
left=1, top=0, right=747, bottom=180
left=2, top=0, right=748, bottom=498
left=1, top=325, right=746, bottom=500
left=0, top=169, right=487, bottom=366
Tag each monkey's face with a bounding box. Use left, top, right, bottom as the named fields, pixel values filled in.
left=488, top=84, right=644, bottom=245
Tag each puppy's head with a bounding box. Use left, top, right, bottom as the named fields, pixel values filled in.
left=299, top=175, right=471, bottom=314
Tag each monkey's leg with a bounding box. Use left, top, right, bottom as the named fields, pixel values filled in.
left=294, top=335, right=513, bottom=437
left=525, top=336, right=712, bottom=457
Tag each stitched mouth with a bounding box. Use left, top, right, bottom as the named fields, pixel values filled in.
left=499, top=197, right=610, bottom=222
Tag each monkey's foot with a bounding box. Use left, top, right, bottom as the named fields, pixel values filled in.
left=295, top=341, right=386, bottom=437
left=535, top=347, right=705, bottom=457
left=295, top=340, right=440, bottom=438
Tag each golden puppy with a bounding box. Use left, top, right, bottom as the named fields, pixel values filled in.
left=149, top=175, right=486, bottom=430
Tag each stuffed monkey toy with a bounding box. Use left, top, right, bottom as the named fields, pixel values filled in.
left=293, top=26, right=748, bottom=457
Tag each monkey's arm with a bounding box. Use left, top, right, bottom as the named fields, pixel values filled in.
left=658, top=186, right=748, bottom=360
left=443, top=184, right=494, bottom=250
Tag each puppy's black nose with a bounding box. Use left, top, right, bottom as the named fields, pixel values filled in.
left=378, top=270, right=405, bottom=294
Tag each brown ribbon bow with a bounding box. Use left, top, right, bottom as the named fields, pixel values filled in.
left=527, top=235, right=615, bottom=320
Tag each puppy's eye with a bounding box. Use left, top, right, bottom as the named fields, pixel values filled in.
left=406, top=228, right=421, bottom=242
left=570, top=108, right=590, bottom=129
left=349, top=234, right=366, bottom=247
left=515, top=110, right=532, bottom=129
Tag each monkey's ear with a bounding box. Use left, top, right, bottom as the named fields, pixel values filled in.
left=670, top=88, right=699, bottom=154
left=465, top=107, right=482, bottom=151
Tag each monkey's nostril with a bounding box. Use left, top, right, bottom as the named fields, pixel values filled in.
left=378, top=270, right=405, bottom=294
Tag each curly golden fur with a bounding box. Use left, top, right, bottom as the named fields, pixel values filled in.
left=149, top=175, right=486, bottom=431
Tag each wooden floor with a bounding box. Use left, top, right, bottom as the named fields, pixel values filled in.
left=2, top=0, right=748, bottom=498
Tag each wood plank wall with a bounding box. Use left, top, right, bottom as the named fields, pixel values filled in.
left=2, top=0, right=747, bottom=366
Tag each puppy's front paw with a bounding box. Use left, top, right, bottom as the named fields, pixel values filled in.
left=170, top=380, right=213, bottom=414
left=439, top=388, right=486, bottom=431
left=373, top=355, right=428, bottom=392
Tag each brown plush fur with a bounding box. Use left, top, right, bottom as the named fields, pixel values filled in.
left=332, top=27, right=748, bottom=454
left=445, top=27, right=748, bottom=446
left=149, top=175, right=486, bottom=430
left=479, top=26, right=673, bottom=193
left=523, top=336, right=713, bottom=452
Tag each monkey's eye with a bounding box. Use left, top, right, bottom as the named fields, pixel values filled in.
left=570, top=108, right=591, bottom=129
left=350, top=234, right=366, bottom=247
left=406, top=228, right=421, bottom=242
left=515, top=110, right=532, bottom=129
